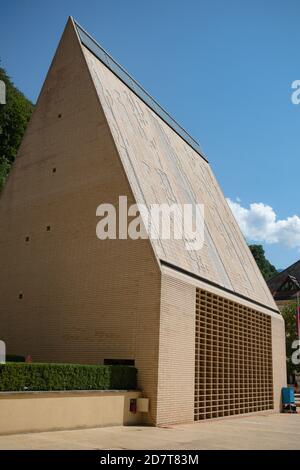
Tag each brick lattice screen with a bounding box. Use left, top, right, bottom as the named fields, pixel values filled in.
left=195, top=288, right=273, bottom=420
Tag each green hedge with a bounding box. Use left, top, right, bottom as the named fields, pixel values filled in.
left=0, top=363, right=137, bottom=392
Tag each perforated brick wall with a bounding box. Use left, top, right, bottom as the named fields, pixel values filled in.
left=195, top=288, right=273, bottom=420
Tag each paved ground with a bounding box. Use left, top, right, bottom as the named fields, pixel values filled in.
left=0, top=414, right=299, bottom=450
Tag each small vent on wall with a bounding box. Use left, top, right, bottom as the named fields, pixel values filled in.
left=52, top=168, right=56, bottom=173
left=18, top=293, right=23, bottom=300
left=46, top=226, right=51, bottom=232
left=25, top=236, right=30, bottom=242
left=104, top=359, right=135, bottom=366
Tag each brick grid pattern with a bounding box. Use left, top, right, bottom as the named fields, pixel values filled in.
left=195, top=288, right=274, bottom=420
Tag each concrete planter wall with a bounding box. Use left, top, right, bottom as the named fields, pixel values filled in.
left=0, top=390, right=142, bottom=435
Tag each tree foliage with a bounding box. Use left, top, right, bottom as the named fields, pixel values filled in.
left=0, top=67, right=33, bottom=191
left=249, top=244, right=278, bottom=280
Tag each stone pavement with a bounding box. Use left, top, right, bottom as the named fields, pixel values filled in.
left=0, top=413, right=299, bottom=450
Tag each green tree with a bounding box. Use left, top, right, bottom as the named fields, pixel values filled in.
left=0, top=67, right=33, bottom=191
left=281, top=301, right=300, bottom=380
left=249, top=244, right=278, bottom=280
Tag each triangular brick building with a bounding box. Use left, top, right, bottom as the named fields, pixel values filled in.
left=0, top=18, right=286, bottom=424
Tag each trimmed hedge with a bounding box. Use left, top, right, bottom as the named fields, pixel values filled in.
left=0, top=363, right=137, bottom=392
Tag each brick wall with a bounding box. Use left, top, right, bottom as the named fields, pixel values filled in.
left=0, top=20, right=161, bottom=422
left=157, top=273, right=196, bottom=425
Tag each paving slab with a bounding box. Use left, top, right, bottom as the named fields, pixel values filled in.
left=0, top=414, right=299, bottom=450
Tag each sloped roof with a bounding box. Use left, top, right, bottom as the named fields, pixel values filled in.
left=271, top=275, right=300, bottom=301
left=267, top=260, right=300, bottom=297
left=74, top=20, right=207, bottom=162
left=73, top=18, right=278, bottom=312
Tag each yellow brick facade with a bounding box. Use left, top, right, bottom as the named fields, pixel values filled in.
left=0, top=18, right=286, bottom=425
left=0, top=20, right=161, bottom=422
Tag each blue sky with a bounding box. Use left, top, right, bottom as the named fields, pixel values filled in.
left=1, top=0, right=299, bottom=269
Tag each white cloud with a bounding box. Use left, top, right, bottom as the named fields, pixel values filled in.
left=227, top=198, right=300, bottom=250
